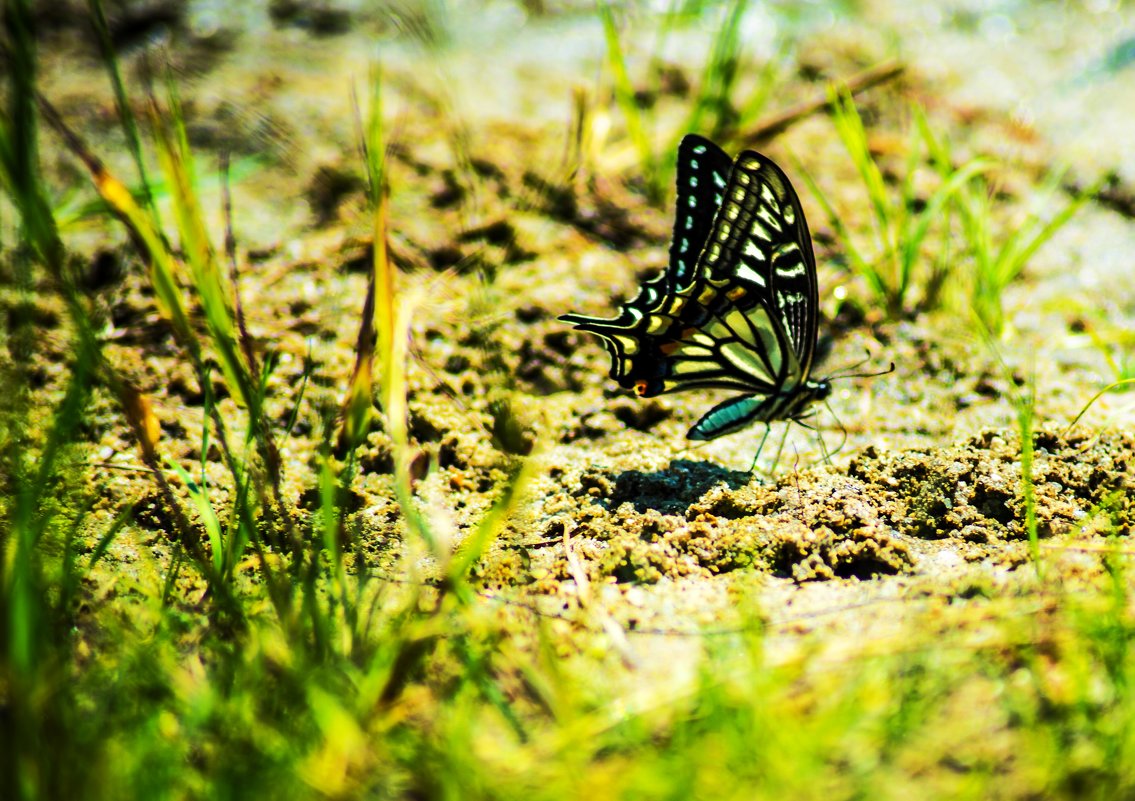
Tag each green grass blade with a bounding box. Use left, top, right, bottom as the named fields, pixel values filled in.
left=87, top=0, right=159, bottom=222
left=87, top=503, right=135, bottom=572
left=0, top=0, right=63, bottom=275
left=318, top=451, right=350, bottom=640
left=895, top=112, right=924, bottom=298
left=446, top=458, right=536, bottom=599
left=900, top=157, right=994, bottom=282
left=736, top=40, right=791, bottom=129
left=360, top=69, right=435, bottom=556
left=795, top=159, right=880, bottom=297
left=996, top=174, right=1093, bottom=289
left=166, top=458, right=225, bottom=577
left=965, top=169, right=1092, bottom=335
left=1062, top=378, right=1135, bottom=439
left=149, top=91, right=256, bottom=414
left=37, top=94, right=198, bottom=349
left=830, top=88, right=893, bottom=254
left=685, top=0, right=748, bottom=140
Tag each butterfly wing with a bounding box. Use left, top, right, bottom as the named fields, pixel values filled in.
left=560, top=143, right=819, bottom=429
left=697, top=150, right=820, bottom=384
left=559, top=134, right=732, bottom=386
left=676, top=151, right=823, bottom=441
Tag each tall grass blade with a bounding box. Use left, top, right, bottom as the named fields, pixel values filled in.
left=985, top=334, right=1044, bottom=578
left=167, top=459, right=225, bottom=576
left=1, top=0, right=62, bottom=276
left=149, top=84, right=257, bottom=413
left=1062, top=378, right=1135, bottom=439
left=830, top=87, right=893, bottom=251
left=736, top=40, right=790, bottom=131
left=222, top=152, right=260, bottom=377
left=87, top=0, right=159, bottom=221
left=900, top=156, right=993, bottom=278
left=446, top=458, right=535, bottom=600
left=958, top=165, right=1093, bottom=335
left=793, top=159, right=876, bottom=291
left=340, top=281, right=376, bottom=453
left=815, top=93, right=990, bottom=316
left=360, top=71, right=433, bottom=556
left=87, top=502, right=135, bottom=572
left=684, top=0, right=748, bottom=141
left=36, top=94, right=196, bottom=347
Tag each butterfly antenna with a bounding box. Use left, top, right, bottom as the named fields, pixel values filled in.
left=817, top=425, right=834, bottom=465
left=843, top=361, right=896, bottom=380
left=828, top=350, right=897, bottom=382
left=822, top=398, right=849, bottom=458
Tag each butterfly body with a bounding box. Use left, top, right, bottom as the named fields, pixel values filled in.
left=561, top=135, right=829, bottom=443
left=687, top=379, right=831, bottom=441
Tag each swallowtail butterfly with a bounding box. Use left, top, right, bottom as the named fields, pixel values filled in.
left=561, top=134, right=835, bottom=444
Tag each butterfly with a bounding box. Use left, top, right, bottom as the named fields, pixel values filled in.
left=561, top=134, right=840, bottom=450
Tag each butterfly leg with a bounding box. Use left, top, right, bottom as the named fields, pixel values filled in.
left=751, top=423, right=790, bottom=476
left=794, top=415, right=830, bottom=465
left=816, top=425, right=833, bottom=465
left=822, top=398, right=849, bottom=458
left=748, top=423, right=772, bottom=473
left=769, top=424, right=791, bottom=475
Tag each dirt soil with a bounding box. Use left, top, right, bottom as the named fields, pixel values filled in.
left=18, top=1, right=1135, bottom=695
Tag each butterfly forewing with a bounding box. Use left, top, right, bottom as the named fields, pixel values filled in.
left=699, top=152, right=819, bottom=381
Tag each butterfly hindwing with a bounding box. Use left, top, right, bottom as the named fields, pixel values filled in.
left=559, top=135, right=730, bottom=392
left=741, top=153, right=819, bottom=378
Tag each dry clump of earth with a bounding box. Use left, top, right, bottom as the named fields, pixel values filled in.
left=466, top=428, right=1133, bottom=595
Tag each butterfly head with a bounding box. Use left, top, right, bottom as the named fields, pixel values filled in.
left=809, top=378, right=832, bottom=404
left=785, top=378, right=831, bottom=423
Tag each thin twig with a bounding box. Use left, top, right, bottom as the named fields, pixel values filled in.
left=741, top=59, right=906, bottom=147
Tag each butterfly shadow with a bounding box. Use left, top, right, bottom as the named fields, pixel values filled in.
left=601, top=459, right=752, bottom=515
